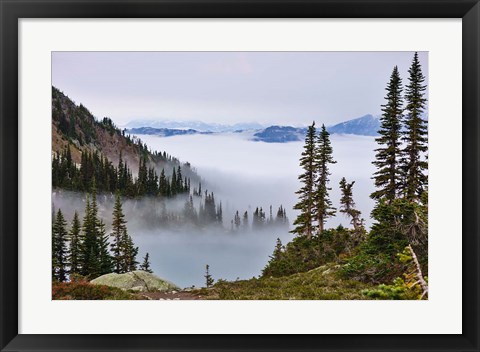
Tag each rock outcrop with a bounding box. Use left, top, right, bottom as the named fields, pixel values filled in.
left=90, top=271, right=179, bottom=292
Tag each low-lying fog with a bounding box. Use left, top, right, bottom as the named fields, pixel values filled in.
left=53, top=133, right=377, bottom=288
left=140, top=132, right=377, bottom=229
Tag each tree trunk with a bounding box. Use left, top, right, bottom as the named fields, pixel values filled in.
left=407, top=244, right=428, bottom=299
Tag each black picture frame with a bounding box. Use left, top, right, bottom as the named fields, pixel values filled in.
left=1, top=1, right=479, bottom=351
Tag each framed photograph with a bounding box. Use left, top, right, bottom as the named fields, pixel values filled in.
left=1, top=0, right=479, bottom=351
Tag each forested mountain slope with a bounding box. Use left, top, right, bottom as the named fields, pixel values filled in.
left=52, top=86, right=200, bottom=196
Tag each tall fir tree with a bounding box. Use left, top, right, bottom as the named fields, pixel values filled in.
left=234, top=211, right=241, bottom=230
left=139, top=252, right=153, bottom=273
left=183, top=195, right=197, bottom=223
left=339, top=177, right=362, bottom=231
left=110, top=192, right=127, bottom=273
left=401, top=52, right=428, bottom=202
left=216, top=202, right=223, bottom=224
left=243, top=211, right=249, bottom=230
left=52, top=209, right=69, bottom=282
left=68, top=211, right=82, bottom=276
left=80, top=194, right=94, bottom=276
left=176, top=166, right=183, bottom=192
left=137, top=157, right=148, bottom=195
left=270, top=238, right=284, bottom=261
left=120, top=230, right=139, bottom=273
left=171, top=168, right=177, bottom=196
left=314, top=124, right=337, bottom=233
left=275, top=205, right=288, bottom=226
left=291, top=122, right=317, bottom=238
left=98, top=219, right=113, bottom=275
left=371, top=66, right=404, bottom=203
left=80, top=181, right=103, bottom=278
left=158, top=168, right=169, bottom=197
left=204, top=264, right=214, bottom=288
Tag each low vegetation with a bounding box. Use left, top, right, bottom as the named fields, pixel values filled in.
left=261, top=226, right=364, bottom=278
left=194, top=264, right=374, bottom=300
left=52, top=281, right=138, bottom=300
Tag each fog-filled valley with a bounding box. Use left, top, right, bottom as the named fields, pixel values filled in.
left=53, top=133, right=377, bottom=288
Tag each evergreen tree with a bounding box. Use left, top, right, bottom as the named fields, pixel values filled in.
left=234, top=211, right=241, bottom=230
left=261, top=238, right=286, bottom=277
left=339, top=177, right=362, bottom=231
left=270, top=238, right=284, bottom=261
left=314, top=124, right=337, bottom=233
left=80, top=182, right=104, bottom=278
left=216, top=202, right=223, bottom=224
left=80, top=195, right=94, bottom=276
left=139, top=252, right=153, bottom=273
left=259, top=207, right=266, bottom=226
left=275, top=205, right=288, bottom=226
left=252, top=207, right=266, bottom=229
left=176, top=166, right=183, bottom=192
left=253, top=207, right=260, bottom=228
left=117, top=152, right=125, bottom=190
left=110, top=192, right=127, bottom=273
left=159, top=168, right=168, bottom=197
left=243, top=211, right=249, bottom=230
left=98, top=220, right=113, bottom=275
left=52, top=209, right=69, bottom=282
left=204, top=264, right=214, bottom=287
left=291, top=122, right=317, bottom=238
left=171, top=168, right=177, bottom=196
left=401, top=52, right=428, bottom=202
left=371, top=66, right=403, bottom=203
left=204, top=191, right=217, bottom=223
left=183, top=195, right=197, bottom=223
left=146, top=167, right=159, bottom=196
left=121, top=230, right=139, bottom=272
left=69, top=211, right=82, bottom=276
left=137, top=157, right=148, bottom=195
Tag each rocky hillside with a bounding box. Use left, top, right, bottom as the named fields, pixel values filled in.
left=52, top=86, right=197, bottom=179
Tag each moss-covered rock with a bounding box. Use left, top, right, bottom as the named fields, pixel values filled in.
left=90, top=271, right=179, bottom=292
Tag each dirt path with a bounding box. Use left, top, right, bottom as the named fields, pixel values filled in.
left=136, top=290, right=204, bottom=300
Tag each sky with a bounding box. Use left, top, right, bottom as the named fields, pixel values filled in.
left=52, top=51, right=428, bottom=127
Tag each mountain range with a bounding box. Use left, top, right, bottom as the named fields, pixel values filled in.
left=127, top=114, right=381, bottom=143
left=125, top=119, right=264, bottom=133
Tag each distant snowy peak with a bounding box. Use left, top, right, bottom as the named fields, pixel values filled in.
left=127, top=115, right=382, bottom=143
left=125, top=119, right=264, bottom=133
left=127, top=127, right=210, bottom=137
left=327, top=114, right=380, bottom=136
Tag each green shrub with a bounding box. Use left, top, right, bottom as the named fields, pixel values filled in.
left=262, top=226, right=359, bottom=278
left=339, top=200, right=413, bottom=284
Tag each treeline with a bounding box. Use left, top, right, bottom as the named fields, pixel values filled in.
left=52, top=184, right=152, bottom=282
left=179, top=190, right=289, bottom=232
left=52, top=147, right=191, bottom=198
left=265, top=53, right=428, bottom=297
left=230, top=205, right=288, bottom=232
